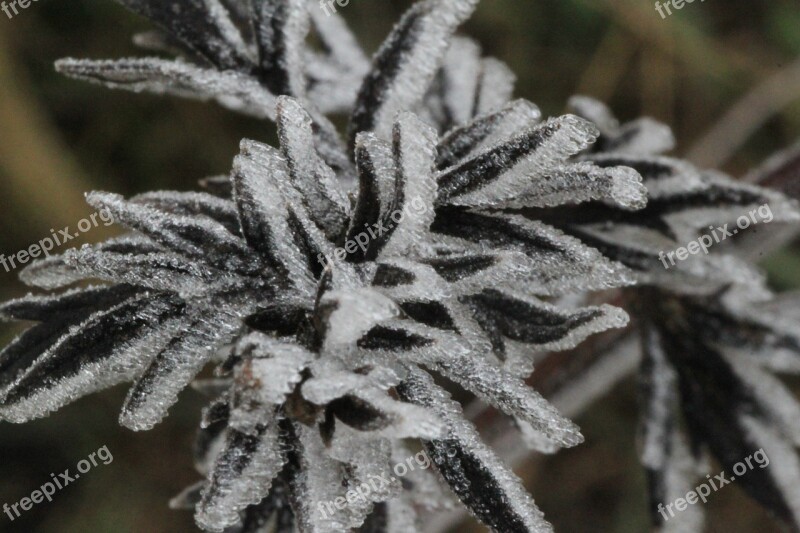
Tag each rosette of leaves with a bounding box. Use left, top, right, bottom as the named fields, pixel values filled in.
left=513, top=97, right=800, bottom=532
left=4, top=0, right=800, bottom=532
left=413, top=36, right=800, bottom=529
left=0, top=2, right=657, bottom=532
left=0, top=93, right=635, bottom=532
left=385, top=18, right=800, bottom=529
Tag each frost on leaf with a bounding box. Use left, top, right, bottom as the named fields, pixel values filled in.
left=55, top=58, right=278, bottom=119
left=568, top=95, right=676, bottom=156
left=397, top=367, right=554, bottom=533
left=196, top=411, right=285, bottom=532
left=5, top=0, right=800, bottom=531
left=349, top=0, right=480, bottom=142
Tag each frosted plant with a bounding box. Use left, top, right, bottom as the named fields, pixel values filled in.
left=2, top=0, right=800, bottom=532
left=424, top=38, right=800, bottom=530
left=2, top=2, right=643, bottom=531
left=527, top=97, right=800, bottom=532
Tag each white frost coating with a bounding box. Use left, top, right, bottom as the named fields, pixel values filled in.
left=567, top=95, right=620, bottom=134
left=440, top=37, right=482, bottom=126
left=441, top=99, right=542, bottom=162
left=477, top=99, right=542, bottom=152
left=233, top=140, right=319, bottom=299
left=55, top=58, right=278, bottom=119
left=203, top=0, right=255, bottom=64
left=232, top=140, right=329, bottom=298
left=195, top=426, right=227, bottom=478
left=446, top=115, right=601, bottom=207
left=119, top=306, right=244, bottom=431
left=191, top=376, right=229, bottom=396
left=371, top=259, right=452, bottom=302
left=380, top=113, right=439, bottom=257
left=0, top=285, right=96, bottom=321
left=640, top=327, right=678, bottom=471
left=510, top=303, right=629, bottom=375
left=443, top=298, right=497, bottom=356
left=723, top=286, right=800, bottom=341
left=131, top=190, right=238, bottom=219
left=684, top=254, right=766, bottom=291
left=403, top=367, right=555, bottom=533
left=306, top=52, right=365, bottom=114
left=386, top=497, right=422, bottom=532
left=431, top=213, right=635, bottom=296
left=659, top=431, right=706, bottom=533
left=328, top=426, right=400, bottom=526
left=63, top=247, right=223, bottom=297
left=3, top=0, right=794, bottom=530
left=235, top=332, right=315, bottom=406
left=269, top=0, right=311, bottom=97
left=391, top=442, right=455, bottom=511
left=572, top=222, right=764, bottom=292
left=302, top=361, right=404, bottom=404
left=725, top=351, right=800, bottom=447
left=86, top=191, right=250, bottom=260
left=449, top=287, right=628, bottom=371
left=196, top=417, right=285, bottom=532
left=293, top=423, right=360, bottom=532
left=18, top=255, right=87, bottom=290
left=369, top=0, right=481, bottom=140
left=353, top=132, right=397, bottom=219
left=307, top=0, right=370, bottom=74
left=352, top=387, right=446, bottom=440
left=302, top=358, right=444, bottom=439
left=665, top=171, right=800, bottom=245
left=475, top=58, right=517, bottom=116
left=276, top=97, right=350, bottom=224
left=741, top=416, right=800, bottom=527
left=19, top=233, right=164, bottom=290
left=405, top=329, right=584, bottom=448
left=495, top=162, right=647, bottom=210
left=582, top=154, right=705, bottom=198
left=615, top=118, right=676, bottom=156
left=320, top=288, right=400, bottom=349
left=0, top=297, right=187, bottom=423
left=306, top=0, right=369, bottom=114
left=726, top=344, right=800, bottom=375
left=516, top=421, right=561, bottom=455
left=568, top=95, right=675, bottom=156
left=242, top=140, right=360, bottom=288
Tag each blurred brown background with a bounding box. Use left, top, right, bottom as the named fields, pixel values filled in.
left=0, top=0, right=799, bottom=531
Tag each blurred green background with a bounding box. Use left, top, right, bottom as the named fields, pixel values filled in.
left=0, top=1, right=799, bottom=531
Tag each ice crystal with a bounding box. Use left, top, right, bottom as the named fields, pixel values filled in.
left=3, top=1, right=800, bottom=532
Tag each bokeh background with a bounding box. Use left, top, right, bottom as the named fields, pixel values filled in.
left=1, top=1, right=799, bottom=531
